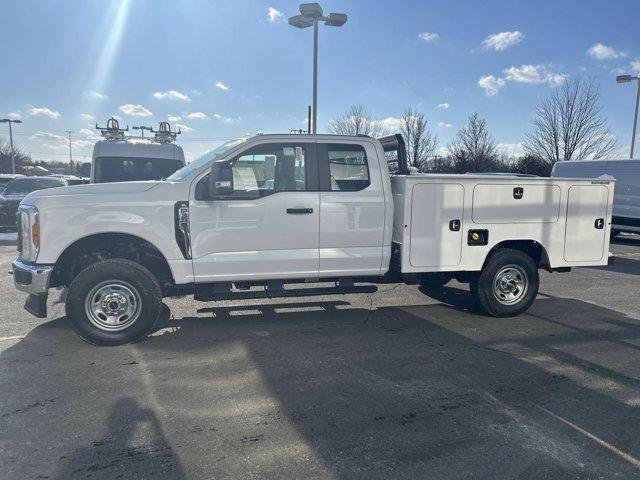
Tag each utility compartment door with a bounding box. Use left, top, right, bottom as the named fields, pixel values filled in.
left=409, top=183, right=464, bottom=267
left=472, top=184, right=561, bottom=224
left=564, top=185, right=609, bottom=262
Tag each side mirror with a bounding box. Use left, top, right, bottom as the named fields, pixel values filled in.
left=209, top=161, right=234, bottom=197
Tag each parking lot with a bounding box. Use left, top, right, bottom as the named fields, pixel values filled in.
left=0, top=235, right=639, bottom=479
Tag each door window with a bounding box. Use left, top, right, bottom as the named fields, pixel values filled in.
left=227, top=144, right=308, bottom=198
left=322, top=144, right=370, bottom=192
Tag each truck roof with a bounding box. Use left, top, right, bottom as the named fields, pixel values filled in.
left=92, top=138, right=185, bottom=161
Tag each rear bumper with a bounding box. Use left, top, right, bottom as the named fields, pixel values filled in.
left=12, top=258, right=53, bottom=295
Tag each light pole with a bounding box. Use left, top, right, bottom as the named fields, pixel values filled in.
left=289, top=3, right=347, bottom=134
left=0, top=118, right=22, bottom=174
left=617, top=74, right=640, bottom=159
left=65, top=130, right=74, bottom=166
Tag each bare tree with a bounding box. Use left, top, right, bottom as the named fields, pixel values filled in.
left=523, top=76, right=617, bottom=163
left=400, top=108, right=438, bottom=171
left=327, top=105, right=388, bottom=138
left=448, top=113, right=500, bottom=172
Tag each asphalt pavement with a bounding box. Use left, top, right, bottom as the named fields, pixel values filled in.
left=1, top=235, right=640, bottom=479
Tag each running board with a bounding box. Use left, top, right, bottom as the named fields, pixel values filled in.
left=193, top=284, right=377, bottom=302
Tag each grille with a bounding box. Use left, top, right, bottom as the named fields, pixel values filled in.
left=16, top=211, right=22, bottom=253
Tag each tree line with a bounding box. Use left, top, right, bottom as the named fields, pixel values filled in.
left=328, top=76, right=618, bottom=176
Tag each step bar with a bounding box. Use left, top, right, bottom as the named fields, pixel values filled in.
left=193, top=282, right=377, bottom=302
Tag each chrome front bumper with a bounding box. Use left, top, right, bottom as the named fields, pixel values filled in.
left=11, top=258, right=54, bottom=295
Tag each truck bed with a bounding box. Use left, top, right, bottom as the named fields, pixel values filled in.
left=391, top=174, right=615, bottom=273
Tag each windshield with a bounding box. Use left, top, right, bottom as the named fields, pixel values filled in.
left=3, top=177, right=64, bottom=195
left=166, top=137, right=247, bottom=181
left=94, top=157, right=184, bottom=183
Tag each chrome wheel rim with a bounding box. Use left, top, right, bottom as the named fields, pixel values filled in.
left=85, top=281, right=141, bottom=332
left=493, top=265, right=528, bottom=305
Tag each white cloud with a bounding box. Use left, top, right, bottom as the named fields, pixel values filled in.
left=186, top=112, right=208, bottom=120
left=498, top=142, right=525, bottom=157
left=78, top=128, right=101, bottom=141
left=27, top=106, right=61, bottom=119
left=503, top=64, right=567, bottom=86
left=215, top=81, right=229, bottom=91
left=29, top=131, right=95, bottom=152
left=267, top=6, right=284, bottom=22
left=80, top=113, right=95, bottom=121
left=587, top=43, right=627, bottom=60
left=152, top=89, right=191, bottom=102
left=437, top=122, right=453, bottom=128
left=377, top=117, right=403, bottom=130
left=83, top=90, right=109, bottom=100
left=418, top=32, right=439, bottom=43
left=213, top=113, right=239, bottom=124
left=482, top=31, right=524, bottom=51
left=631, top=59, right=640, bottom=74
left=175, top=123, right=194, bottom=132
left=119, top=104, right=153, bottom=117
left=7, top=112, right=21, bottom=120
left=435, top=102, right=450, bottom=109
left=478, top=75, right=505, bottom=96
left=167, top=114, right=182, bottom=122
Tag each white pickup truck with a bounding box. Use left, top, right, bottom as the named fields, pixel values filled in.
left=12, top=133, right=614, bottom=345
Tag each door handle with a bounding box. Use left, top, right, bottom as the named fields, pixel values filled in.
left=287, top=208, right=314, bottom=214
left=449, top=219, right=461, bottom=232
left=594, top=218, right=605, bottom=230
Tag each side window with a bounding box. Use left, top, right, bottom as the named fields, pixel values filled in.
left=325, top=144, right=370, bottom=192
left=230, top=144, right=308, bottom=198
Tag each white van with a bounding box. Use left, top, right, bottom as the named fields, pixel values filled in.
left=91, top=119, right=185, bottom=183
left=91, top=139, right=185, bottom=183
left=552, top=159, right=640, bottom=235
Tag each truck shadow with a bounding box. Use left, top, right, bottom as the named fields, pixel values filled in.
left=3, top=297, right=640, bottom=478
left=588, top=256, right=640, bottom=277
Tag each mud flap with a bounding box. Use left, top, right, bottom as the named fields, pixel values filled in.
left=25, top=294, right=47, bottom=318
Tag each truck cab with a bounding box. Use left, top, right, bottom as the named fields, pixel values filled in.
left=11, top=133, right=615, bottom=346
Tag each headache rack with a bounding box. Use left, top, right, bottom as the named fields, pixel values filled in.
left=378, top=134, right=409, bottom=175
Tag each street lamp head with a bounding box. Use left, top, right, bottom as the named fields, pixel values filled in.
left=300, top=2, right=323, bottom=19
left=0, top=119, right=22, bottom=124
left=13, top=120, right=22, bottom=124
left=617, top=75, right=633, bottom=84
left=289, top=14, right=313, bottom=28
left=324, top=12, right=347, bottom=27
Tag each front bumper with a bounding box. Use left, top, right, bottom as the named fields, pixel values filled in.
left=11, top=258, right=53, bottom=295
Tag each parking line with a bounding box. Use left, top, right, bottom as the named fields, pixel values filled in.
left=535, top=404, right=640, bottom=469
left=0, top=335, right=25, bottom=341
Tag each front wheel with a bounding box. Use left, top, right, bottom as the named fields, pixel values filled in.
left=66, top=258, right=163, bottom=346
left=470, top=249, right=539, bottom=317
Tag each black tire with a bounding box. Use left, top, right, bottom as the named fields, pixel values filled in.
left=419, top=273, right=452, bottom=288
left=66, top=258, right=162, bottom=346
left=470, top=248, right=539, bottom=317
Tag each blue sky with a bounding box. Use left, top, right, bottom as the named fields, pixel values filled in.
left=0, top=0, right=638, bottom=163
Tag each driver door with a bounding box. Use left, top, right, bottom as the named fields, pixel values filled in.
left=189, top=141, right=320, bottom=283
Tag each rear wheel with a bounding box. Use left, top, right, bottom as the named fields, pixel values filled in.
left=471, top=249, right=539, bottom=317
left=66, top=258, right=162, bottom=346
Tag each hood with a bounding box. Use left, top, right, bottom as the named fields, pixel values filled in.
left=21, top=181, right=160, bottom=204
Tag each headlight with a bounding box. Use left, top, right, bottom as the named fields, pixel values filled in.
left=19, top=205, right=40, bottom=262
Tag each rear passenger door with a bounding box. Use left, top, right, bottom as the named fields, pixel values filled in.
left=317, top=141, right=386, bottom=277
